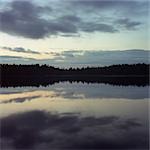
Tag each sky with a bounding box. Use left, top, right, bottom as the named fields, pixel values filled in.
left=0, top=0, right=149, bottom=67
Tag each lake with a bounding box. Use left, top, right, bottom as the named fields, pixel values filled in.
left=0, top=82, right=149, bottom=149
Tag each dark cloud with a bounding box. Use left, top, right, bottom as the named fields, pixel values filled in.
left=59, top=15, right=81, bottom=23
left=69, top=0, right=146, bottom=33
left=71, top=0, right=130, bottom=14
left=73, top=1, right=137, bottom=8
left=71, top=0, right=148, bottom=15
left=0, top=96, right=41, bottom=104
left=0, top=0, right=145, bottom=39
left=0, top=1, right=52, bottom=39
left=81, top=23, right=118, bottom=33
left=0, top=1, right=78, bottom=39
left=2, top=46, right=40, bottom=54
left=116, top=18, right=141, bottom=30
left=0, top=110, right=148, bottom=149
left=0, top=55, right=27, bottom=59
left=116, top=118, right=142, bottom=130
left=60, top=33, right=80, bottom=37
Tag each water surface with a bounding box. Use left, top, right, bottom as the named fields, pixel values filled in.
left=0, top=82, right=149, bottom=149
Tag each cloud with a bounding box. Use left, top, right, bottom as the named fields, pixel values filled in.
left=116, top=18, right=141, bottom=30
left=0, top=96, right=41, bottom=104
left=1, top=83, right=149, bottom=102
left=59, top=15, right=81, bottom=23
left=0, top=49, right=149, bottom=67
left=2, top=46, right=40, bottom=54
left=0, top=110, right=148, bottom=149
left=0, top=1, right=53, bottom=39
left=53, top=49, right=149, bottom=68
left=0, top=55, right=27, bottom=59
left=116, top=118, right=142, bottom=130
left=71, top=0, right=148, bottom=15
left=0, top=0, right=146, bottom=39
left=0, top=1, right=79, bottom=39
left=50, top=83, right=149, bottom=100
left=72, top=0, right=125, bottom=8
left=81, top=23, right=118, bottom=33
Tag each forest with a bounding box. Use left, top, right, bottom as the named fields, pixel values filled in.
left=1, top=63, right=149, bottom=76
left=0, top=63, right=149, bottom=87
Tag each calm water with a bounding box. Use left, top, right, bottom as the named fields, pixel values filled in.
left=0, top=82, right=149, bottom=149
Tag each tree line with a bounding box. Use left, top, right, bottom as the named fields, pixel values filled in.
left=1, top=63, right=149, bottom=87
left=0, top=63, right=149, bottom=76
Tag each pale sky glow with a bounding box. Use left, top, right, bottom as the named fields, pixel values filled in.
left=0, top=50, right=53, bottom=60
left=1, top=28, right=149, bottom=53
left=0, top=47, right=57, bottom=59
left=0, top=0, right=149, bottom=66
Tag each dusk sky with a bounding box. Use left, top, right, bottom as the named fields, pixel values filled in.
left=0, top=0, right=149, bottom=67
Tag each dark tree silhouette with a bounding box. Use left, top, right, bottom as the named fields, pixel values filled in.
left=0, top=63, right=149, bottom=87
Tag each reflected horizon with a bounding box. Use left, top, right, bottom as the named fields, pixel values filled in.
left=1, top=76, right=149, bottom=87
left=0, top=82, right=149, bottom=100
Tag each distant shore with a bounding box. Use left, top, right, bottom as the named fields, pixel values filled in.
left=0, top=63, right=149, bottom=87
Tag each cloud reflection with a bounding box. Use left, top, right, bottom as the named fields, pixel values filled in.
left=0, top=110, right=148, bottom=150
left=0, top=96, right=41, bottom=104
left=1, top=83, right=149, bottom=103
